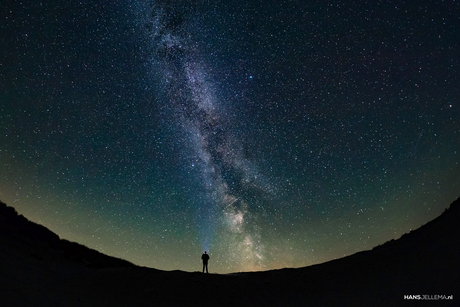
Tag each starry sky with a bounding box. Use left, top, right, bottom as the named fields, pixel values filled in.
left=1, top=0, right=459, bottom=273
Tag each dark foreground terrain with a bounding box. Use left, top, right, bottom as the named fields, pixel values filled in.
left=1, top=199, right=459, bottom=306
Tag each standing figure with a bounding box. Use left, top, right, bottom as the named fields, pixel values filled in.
left=201, top=251, right=210, bottom=273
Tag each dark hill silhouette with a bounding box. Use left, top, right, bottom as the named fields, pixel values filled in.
left=0, top=201, right=134, bottom=270
left=1, top=198, right=459, bottom=306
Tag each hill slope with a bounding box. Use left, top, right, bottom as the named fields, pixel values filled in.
left=1, top=199, right=459, bottom=306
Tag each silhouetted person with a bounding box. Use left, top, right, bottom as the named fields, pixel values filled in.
left=201, top=251, right=210, bottom=273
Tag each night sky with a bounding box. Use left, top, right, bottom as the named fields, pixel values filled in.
left=1, top=0, right=459, bottom=273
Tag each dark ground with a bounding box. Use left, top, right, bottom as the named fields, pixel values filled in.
left=1, top=198, right=459, bottom=306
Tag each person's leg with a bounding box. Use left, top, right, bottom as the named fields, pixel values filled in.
left=206, top=263, right=208, bottom=273
left=203, top=263, right=205, bottom=273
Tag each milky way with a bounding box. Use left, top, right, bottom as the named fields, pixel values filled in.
left=139, top=1, right=274, bottom=269
left=1, top=1, right=459, bottom=273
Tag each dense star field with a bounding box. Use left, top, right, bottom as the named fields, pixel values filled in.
left=1, top=1, right=459, bottom=273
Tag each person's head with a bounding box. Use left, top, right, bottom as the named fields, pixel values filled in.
left=204, top=251, right=207, bottom=254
